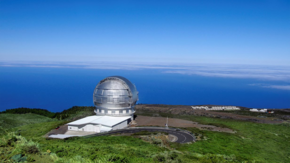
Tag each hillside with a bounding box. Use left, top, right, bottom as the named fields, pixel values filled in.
left=0, top=106, right=290, bottom=162
left=0, top=113, right=55, bottom=135
left=0, top=106, right=95, bottom=120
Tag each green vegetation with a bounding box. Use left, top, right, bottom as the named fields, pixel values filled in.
left=217, top=110, right=290, bottom=120
left=1, top=108, right=56, bottom=118
left=137, top=111, right=290, bottom=163
left=0, top=106, right=95, bottom=120
left=53, top=106, right=95, bottom=120
left=1, top=107, right=290, bottom=162
left=132, top=131, right=169, bottom=136
left=177, top=115, right=290, bottom=163
left=2, top=122, right=176, bottom=162
left=0, top=113, right=56, bottom=135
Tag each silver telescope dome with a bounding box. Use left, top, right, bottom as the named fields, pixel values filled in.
left=93, top=76, right=138, bottom=117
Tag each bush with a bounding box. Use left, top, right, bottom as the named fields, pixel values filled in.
left=27, top=156, right=35, bottom=162
left=7, top=136, right=18, bottom=146
left=22, top=145, right=40, bottom=154
left=0, top=132, right=41, bottom=160
left=154, top=155, right=166, bottom=162
left=152, top=151, right=181, bottom=163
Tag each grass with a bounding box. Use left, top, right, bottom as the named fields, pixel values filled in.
left=0, top=113, right=56, bottom=135
left=1, top=108, right=290, bottom=162
left=216, top=110, right=290, bottom=121
left=0, top=113, right=177, bottom=162
left=16, top=121, right=169, bottom=162
left=0, top=106, right=96, bottom=120
left=192, top=116, right=290, bottom=162
left=131, top=131, right=169, bottom=136
left=142, top=112, right=290, bottom=163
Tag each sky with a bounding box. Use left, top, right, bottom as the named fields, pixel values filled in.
left=0, top=0, right=289, bottom=65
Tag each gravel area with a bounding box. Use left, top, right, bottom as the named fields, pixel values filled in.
left=135, top=115, right=235, bottom=133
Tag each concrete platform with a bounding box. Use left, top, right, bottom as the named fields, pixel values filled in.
left=64, top=130, right=96, bottom=136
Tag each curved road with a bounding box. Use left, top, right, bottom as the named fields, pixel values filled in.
left=90, top=127, right=195, bottom=143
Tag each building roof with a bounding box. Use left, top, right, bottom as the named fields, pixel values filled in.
left=67, top=116, right=100, bottom=125
left=67, top=116, right=131, bottom=127
left=100, top=126, right=112, bottom=132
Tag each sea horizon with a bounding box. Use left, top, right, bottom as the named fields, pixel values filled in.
left=1, top=62, right=289, bottom=112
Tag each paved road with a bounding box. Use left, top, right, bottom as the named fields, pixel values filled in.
left=90, top=127, right=195, bottom=143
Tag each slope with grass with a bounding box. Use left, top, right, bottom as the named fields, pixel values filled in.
left=1, top=108, right=56, bottom=118
left=1, top=107, right=290, bottom=162
left=137, top=111, right=290, bottom=163
left=0, top=113, right=56, bottom=135
left=0, top=106, right=96, bottom=120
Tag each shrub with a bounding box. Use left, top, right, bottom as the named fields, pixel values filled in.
left=7, top=136, right=18, bottom=146
left=22, top=145, right=40, bottom=154
left=152, top=151, right=182, bottom=163
left=0, top=132, right=41, bottom=160
left=154, top=155, right=166, bottom=162
left=27, top=156, right=35, bottom=162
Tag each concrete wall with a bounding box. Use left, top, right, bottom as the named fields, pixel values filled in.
left=68, top=124, right=101, bottom=132
left=68, top=126, right=79, bottom=131
left=112, top=120, right=128, bottom=130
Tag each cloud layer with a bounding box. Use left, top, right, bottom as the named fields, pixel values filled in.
left=1, top=61, right=290, bottom=83
left=249, top=83, right=290, bottom=91
left=164, top=65, right=290, bottom=81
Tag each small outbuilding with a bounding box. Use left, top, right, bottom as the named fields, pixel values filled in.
left=67, top=116, right=131, bottom=133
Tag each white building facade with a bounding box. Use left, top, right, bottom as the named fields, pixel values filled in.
left=67, top=116, right=131, bottom=133
left=191, top=106, right=240, bottom=111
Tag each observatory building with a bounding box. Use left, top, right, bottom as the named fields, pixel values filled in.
left=66, top=76, right=138, bottom=133
left=93, top=76, right=138, bottom=120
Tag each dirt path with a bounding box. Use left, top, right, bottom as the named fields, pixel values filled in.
left=135, top=115, right=235, bottom=133
left=45, top=125, right=68, bottom=137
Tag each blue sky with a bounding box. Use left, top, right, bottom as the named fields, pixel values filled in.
left=0, top=0, right=289, bottom=65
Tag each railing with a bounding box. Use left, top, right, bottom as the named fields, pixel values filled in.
left=95, top=111, right=135, bottom=116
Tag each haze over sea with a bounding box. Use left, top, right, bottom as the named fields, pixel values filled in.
left=1, top=62, right=289, bottom=112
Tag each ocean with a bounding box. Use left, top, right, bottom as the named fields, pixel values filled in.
left=0, top=66, right=289, bottom=112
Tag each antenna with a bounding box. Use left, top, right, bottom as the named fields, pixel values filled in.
left=165, top=117, right=168, bottom=128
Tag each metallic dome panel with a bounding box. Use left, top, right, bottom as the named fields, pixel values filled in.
left=93, top=76, right=138, bottom=117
